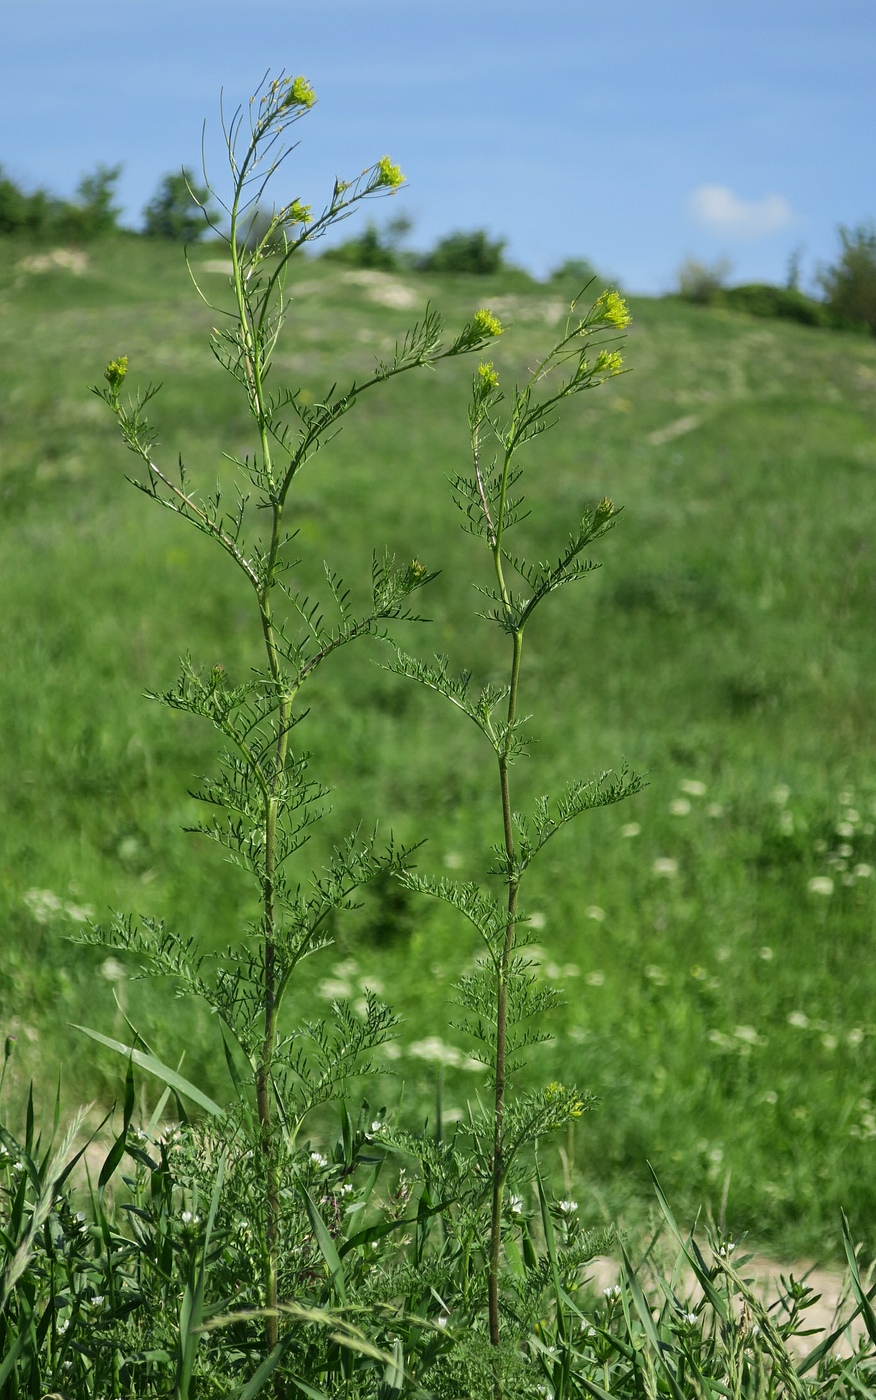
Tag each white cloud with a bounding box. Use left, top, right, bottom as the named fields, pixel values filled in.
left=690, top=185, right=794, bottom=240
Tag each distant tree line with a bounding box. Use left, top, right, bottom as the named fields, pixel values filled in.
left=2, top=158, right=875, bottom=333
left=675, top=226, right=876, bottom=335
left=0, top=164, right=215, bottom=243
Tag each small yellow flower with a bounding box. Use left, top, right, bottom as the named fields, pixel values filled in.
left=472, top=309, right=504, bottom=339
left=285, top=199, right=312, bottom=225
left=595, top=349, right=624, bottom=374
left=285, top=76, right=316, bottom=110
left=477, top=361, right=500, bottom=391
left=375, top=156, right=404, bottom=189
left=104, top=356, right=128, bottom=390
left=593, top=290, right=631, bottom=329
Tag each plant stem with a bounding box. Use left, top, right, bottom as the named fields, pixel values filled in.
left=488, top=625, right=523, bottom=1355
left=231, top=197, right=288, bottom=1362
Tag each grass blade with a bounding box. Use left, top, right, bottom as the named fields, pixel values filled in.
left=73, top=1025, right=222, bottom=1115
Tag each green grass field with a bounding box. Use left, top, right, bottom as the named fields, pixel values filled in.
left=1, top=236, right=875, bottom=1259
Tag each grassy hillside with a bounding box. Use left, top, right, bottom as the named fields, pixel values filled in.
left=1, top=235, right=875, bottom=1257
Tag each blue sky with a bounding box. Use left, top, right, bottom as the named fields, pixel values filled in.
left=3, top=0, right=874, bottom=292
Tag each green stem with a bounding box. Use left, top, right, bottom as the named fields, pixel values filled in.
left=488, top=626, right=523, bottom=1359
left=232, top=178, right=289, bottom=1374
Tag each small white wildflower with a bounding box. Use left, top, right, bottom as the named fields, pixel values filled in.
left=443, top=851, right=463, bottom=869
left=64, top=901, right=94, bottom=923
left=788, top=1011, right=809, bottom=1029
left=645, top=964, right=666, bottom=984
left=371, top=1120, right=382, bottom=1133
left=586, top=970, right=605, bottom=987
left=585, top=905, right=606, bottom=921
left=91, top=1294, right=105, bottom=1306
left=680, top=779, right=707, bottom=796
left=75, top=1211, right=86, bottom=1222
left=709, top=1147, right=724, bottom=1165
left=652, top=857, right=678, bottom=878
left=762, top=1090, right=778, bottom=1104
left=839, top=790, right=855, bottom=806
left=620, top=822, right=641, bottom=837
left=509, top=1193, right=524, bottom=1216
left=837, top=843, right=854, bottom=858
left=759, top=946, right=774, bottom=960
left=181, top=1211, right=193, bottom=1224
left=437, top=1314, right=449, bottom=1328
left=527, top=911, right=547, bottom=930
left=837, top=822, right=856, bottom=839
left=316, top=978, right=352, bottom=999
left=807, top=876, right=834, bottom=896
left=22, top=888, right=63, bottom=923
left=669, top=798, right=691, bottom=816
left=845, top=809, right=861, bottom=823
left=558, top=1199, right=578, bottom=1214
left=684, top=1311, right=699, bottom=1325
left=734, top=1025, right=761, bottom=1045
left=310, top=1151, right=328, bottom=1168
left=855, top=864, right=873, bottom=879
left=848, top=1028, right=865, bottom=1046
left=562, top=963, right=580, bottom=977
left=603, top=1284, right=621, bottom=1299
left=408, top=1037, right=462, bottom=1067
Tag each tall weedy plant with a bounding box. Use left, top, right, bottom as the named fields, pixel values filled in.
left=391, top=294, right=643, bottom=1362
left=88, top=71, right=503, bottom=1363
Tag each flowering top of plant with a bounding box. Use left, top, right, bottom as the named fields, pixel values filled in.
left=283, top=75, right=316, bottom=109
left=472, top=308, right=504, bottom=338
left=592, top=289, right=632, bottom=328
left=376, top=156, right=405, bottom=189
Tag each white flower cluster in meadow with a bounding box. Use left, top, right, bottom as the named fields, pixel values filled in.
left=22, top=888, right=93, bottom=924
left=806, top=789, right=875, bottom=896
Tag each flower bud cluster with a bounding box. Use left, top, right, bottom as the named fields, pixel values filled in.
left=375, top=157, right=405, bottom=189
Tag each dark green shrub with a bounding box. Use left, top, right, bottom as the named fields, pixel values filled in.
left=819, top=221, right=876, bottom=333
left=60, top=165, right=123, bottom=239
left=676, top=255, right=731, bottom=304
left=142, top=168, right=214, bottom=241
left=0, top=167, right=63, bottom=239
left=548, top=256, right=599, bottom=290
left=418, top=227, right=506, bottom=274
left=721, top=282, right=829, bottom=327
left=321, top=213, right=412, bottom=269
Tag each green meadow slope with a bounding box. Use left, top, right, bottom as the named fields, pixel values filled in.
left=1, top=237, right=875, bottom=1256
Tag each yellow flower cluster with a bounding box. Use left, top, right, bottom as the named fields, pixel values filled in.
left=545, top=1081, right=586, bottom=1118
left=285, top=76, right=316, bottom=110
left=477, top=361, right=500, bottom=391
left=104, top=357, right=128, bottom=390
left=595, top=349, right=624, bottom=374
left=472, top=309, right=504, bottom=339
left=593, top=290, right=632, bottom=329
left=375, top=157, right=405, bottom=189
left=284, top=199, right=312, bottom=225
